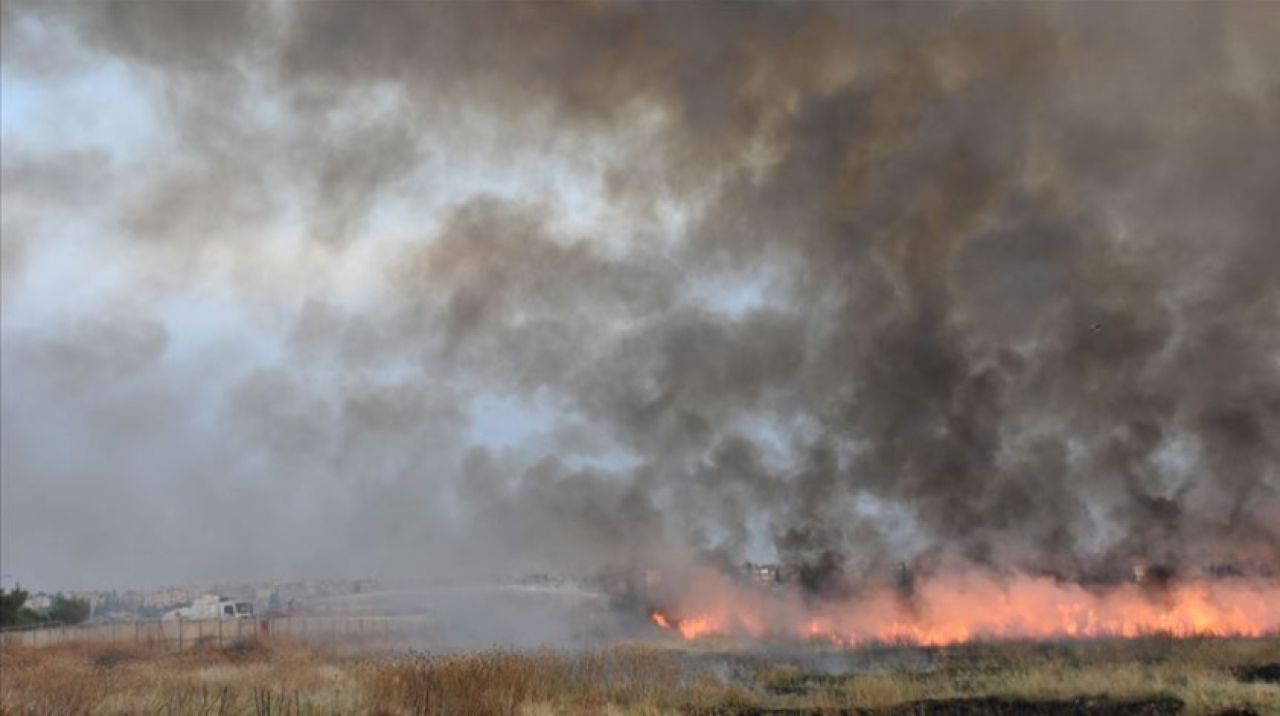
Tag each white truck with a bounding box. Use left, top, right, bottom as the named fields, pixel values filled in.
left=162, top=594, right=254, bottom=620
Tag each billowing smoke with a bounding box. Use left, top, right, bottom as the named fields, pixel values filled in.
left=2, top=1, right=1278, bottom=595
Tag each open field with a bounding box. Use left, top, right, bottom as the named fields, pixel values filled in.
left=1, top=636, right=1277, bottom=715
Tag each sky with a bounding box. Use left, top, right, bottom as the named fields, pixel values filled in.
left=2, top=1, right=1279, bottom=593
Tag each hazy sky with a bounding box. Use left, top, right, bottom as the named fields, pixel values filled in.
left=2, top=1, right=1278, bottom=593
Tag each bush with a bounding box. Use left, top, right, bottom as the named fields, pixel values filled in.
left=48, top=595, right=91, bottom=625
left=0, top=586, right=41, bottom=626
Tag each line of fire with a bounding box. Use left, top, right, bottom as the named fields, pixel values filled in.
left=595, top=559, right=1280, bottom=646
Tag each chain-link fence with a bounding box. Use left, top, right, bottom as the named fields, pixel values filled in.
left=0, top=615, right=429, bottom=650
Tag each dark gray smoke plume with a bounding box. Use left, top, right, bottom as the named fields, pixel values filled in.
left=2, top=1, right=1278, bottom=592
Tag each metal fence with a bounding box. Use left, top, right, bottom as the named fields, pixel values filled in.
left=0, top=616, right=431, bottom=650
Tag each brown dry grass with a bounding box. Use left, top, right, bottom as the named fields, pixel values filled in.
left=0, top=636, right=1276, bottom=715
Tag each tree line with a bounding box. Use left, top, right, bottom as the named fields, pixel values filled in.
left=0, top=586, right=91, bottom=626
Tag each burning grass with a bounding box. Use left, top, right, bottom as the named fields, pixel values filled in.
left=646, top=571, right=1280, bottom=647
left=0, top=636, right=1276, bottom=715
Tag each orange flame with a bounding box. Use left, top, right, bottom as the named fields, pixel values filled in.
left=651, top=610, right=719, bottom=639
left=648, top=570, right=1280, bottom=646
left=675, top=617, right=715, bottom=640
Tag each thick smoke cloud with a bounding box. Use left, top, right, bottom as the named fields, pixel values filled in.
left=2, top=1, right=1278, bottom=591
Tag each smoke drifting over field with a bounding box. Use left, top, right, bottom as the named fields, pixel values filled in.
left=2, top=2, right=1279, bottom=595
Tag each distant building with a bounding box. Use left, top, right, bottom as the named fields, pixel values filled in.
left=744, top=563, right=782, bottom=585
left=144, top=587, right=198, bottom=609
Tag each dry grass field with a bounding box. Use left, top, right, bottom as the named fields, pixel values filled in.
left=0, top=636, right=1277, bottom=715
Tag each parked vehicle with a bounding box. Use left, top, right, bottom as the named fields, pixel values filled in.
left=162, top=595, right=253, bottom=620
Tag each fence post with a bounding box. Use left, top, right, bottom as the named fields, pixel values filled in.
left=178, top=619, right=184, bottom=652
